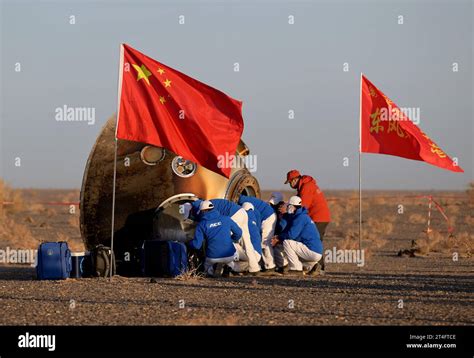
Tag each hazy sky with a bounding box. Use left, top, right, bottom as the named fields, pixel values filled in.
left=1, top=0, right=472, bottom=190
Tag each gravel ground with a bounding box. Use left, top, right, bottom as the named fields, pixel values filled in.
left=1, top=190, right=472, bottom=325
left=1, top=252, right=472, bottom=325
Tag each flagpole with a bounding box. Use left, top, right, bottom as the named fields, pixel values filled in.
left=110, top=138, right=118, bottom=280
left=110, top=44, right=125, bottom=280
left=358, top=73, right=363, bottom=253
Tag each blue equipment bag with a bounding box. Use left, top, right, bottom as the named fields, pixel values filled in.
left=36, top=242, right=72, bottom=280
left=141, top=240, right=188, bottom=277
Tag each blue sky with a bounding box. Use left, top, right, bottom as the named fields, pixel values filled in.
left=1, top=0, right=472, bottom=190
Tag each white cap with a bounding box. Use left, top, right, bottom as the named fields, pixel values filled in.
left=199, top=200, right=214, bottom=211
left=241, top=202, right=254, bottom=211
left=182, top=202, right=192, bottom=219
left=288, top=195, right=302, bottom=206
left=268, top=191, right=283, bottom=205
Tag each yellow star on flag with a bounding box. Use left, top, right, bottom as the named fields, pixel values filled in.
left=159, top=96, right=166, bottom=105
left=163, top=79, right=172, bottom=88
left=132, top=64, right=152, bottom=85
left=157, top=68, right=165, bottom=75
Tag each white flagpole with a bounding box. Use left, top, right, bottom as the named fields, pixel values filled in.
left=358, top=73, right=363, bottom=252
left=110, top=44, right=125, bottom=280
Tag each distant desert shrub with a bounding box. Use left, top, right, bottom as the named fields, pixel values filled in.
left=37, top=221, right=50, bottom=228
left=329, top=202, right=344, bottom=215
left=362, top=200, right=370, bottom=211
left=328, top=202, right=344, bottom=227
left=62, top=190, right=80, bottom=203
left=339, top=230, right=360, bottom=250
left=465, top=216, right=474, bottom=226
left=43, top=208, right=56, bottom=217
left=345, top=198, right=369, bottom=212
left=448, top=216, right=457, bottom=229
left=339, top=229, right=378, bottom=262
left=409, top=213, right=426, bottom=224
left=453, top=232, right=473, bottom=257
left=56, top=232, right=69, bottom=242
left=24, top=216, right=35, bottom=224
left=367, top=218, right=394, bottom=235
left=325, top=229, right=344, bottom=238
left=467, top=182, right=474, bottom=205
left=0, top=215, right=38, bottom=249
left=416, top=230, right=472, bottom=257
left=29, top=203, right=45, bottom=213
left=346, top=217, right=358, bottom=225
left=343, top=227, right=386, bottom=247
left=447, top=205, right=460, bottom=215
left=415, top=230, right=444, bottom=255
left=330, top=217, right=341, bottom=228
left=373, top=196, right=387, bottom=205
left=21, top=189, right=38, bottom=199
left=349, top=191, right=359, bottom=199
left=383, top=214, right=397, bottom=223
left=436, top=234, right=459, bottom=254
left=365, top=235, right=387, bottom=249
left=175, top=266, right=204, bottom=281
left=0, top=179, right=24, bottom=213
left=68, top=213, right=80, bottom=228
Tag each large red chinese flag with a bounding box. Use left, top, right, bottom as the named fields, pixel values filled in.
left=116, top=44, right=244, bottom=178
left=360, top=75, right=463, bottom=173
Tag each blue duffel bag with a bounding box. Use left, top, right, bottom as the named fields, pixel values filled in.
left=36, top=242, right=72, bottom=280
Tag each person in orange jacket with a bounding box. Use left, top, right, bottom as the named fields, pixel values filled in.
left=285, top=169, right=330, bottom=274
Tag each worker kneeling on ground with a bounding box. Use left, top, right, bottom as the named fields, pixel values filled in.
left=187, top=198, right=261, bottom=274
left=285, top=170, right=330, bottom=274
left=187, top=200, right=243, bottom=277
left=272, top=196, right=323, bottom=276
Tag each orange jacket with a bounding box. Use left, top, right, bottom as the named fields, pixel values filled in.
left=296, top=175, right=331, bottom=223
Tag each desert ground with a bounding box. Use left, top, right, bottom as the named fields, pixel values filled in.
left=0, top=182, right=473, bottom=325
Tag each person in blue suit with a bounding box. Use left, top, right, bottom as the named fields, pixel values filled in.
left=185, top=198, right=261, bottom=275
left=188, top=200, right=242, bottom=277
left=272, top=196, right=323, bottom=276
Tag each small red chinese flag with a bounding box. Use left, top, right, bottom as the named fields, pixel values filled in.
left=116, top=44, right=244, bottom=178
left=360, top=75, right=463, bottom=173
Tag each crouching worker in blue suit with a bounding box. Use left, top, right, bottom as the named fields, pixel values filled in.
left=188, top=200, right=243, bottom=277
left=272, top=196, right=323, bottom=276
left=187, top=198, right=261, bottom=274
